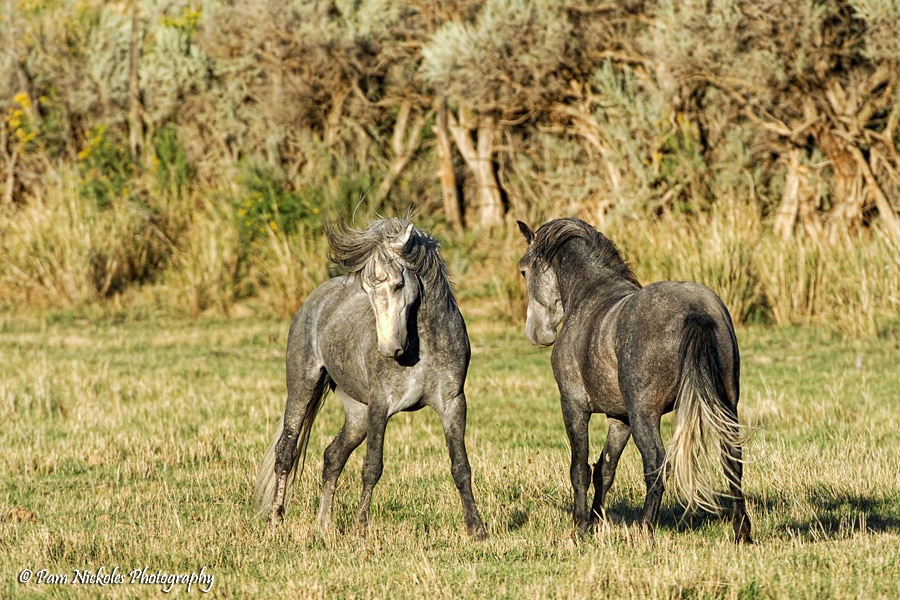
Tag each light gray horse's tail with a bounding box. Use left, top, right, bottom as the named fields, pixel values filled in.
left=666, top=312, right=744, bottom=515
left=253, top=389, right=328, bottom=519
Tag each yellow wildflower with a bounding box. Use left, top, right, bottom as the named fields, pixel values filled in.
left=13, top=92, right=31, bottom=110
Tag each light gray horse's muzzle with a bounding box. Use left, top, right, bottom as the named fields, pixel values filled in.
left=378, top=339, right=406, bottom=358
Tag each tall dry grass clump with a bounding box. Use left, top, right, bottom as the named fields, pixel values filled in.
left=249, top=224, right=330, bottom=319
left=608, top=202, right=764, bottom=325
left=0, top=169, right=166, bottom=309
left=756, top=225, right=900, bottom=338
left=165, top=198, right=242, bottom=317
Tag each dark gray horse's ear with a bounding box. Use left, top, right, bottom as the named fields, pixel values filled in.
left=517, top=221, right=535, bottom=244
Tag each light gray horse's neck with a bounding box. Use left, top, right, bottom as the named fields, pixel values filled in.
left=420, top=288, right=464, bottom=334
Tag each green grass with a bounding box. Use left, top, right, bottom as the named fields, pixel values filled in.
left=1, top=307, right=898, bottom=599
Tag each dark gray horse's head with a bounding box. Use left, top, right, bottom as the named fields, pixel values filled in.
left=327, top=219, right=425, bottom=358
left=517, top=221, right=564, bottom=347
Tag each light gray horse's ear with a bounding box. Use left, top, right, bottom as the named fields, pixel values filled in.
left=392, top=222, right=415, bottom=250
left=517, top=221, right=535, bottom=244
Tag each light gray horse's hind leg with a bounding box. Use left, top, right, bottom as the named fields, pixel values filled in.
left=591, top=417, right=632, bottom=522
left=269, top=333, right=329, bottom=527
left=270, top=376, right=325, bottom=527
left=316, top=389, right=367, bottom=534
left=438, top=392, right=487, bottom=539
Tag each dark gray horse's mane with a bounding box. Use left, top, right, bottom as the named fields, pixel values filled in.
left=530, top=218, right=641, bottom=287
left=326, top=218, right=455, bottom=305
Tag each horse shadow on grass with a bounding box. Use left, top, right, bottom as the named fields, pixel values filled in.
left=525, top=487, right=900, bottom=540
left=605, top=500, right=727, bottom=534
left=662, top=488, right=900, bottom=540
left=773, top=487, right=900, bottom=540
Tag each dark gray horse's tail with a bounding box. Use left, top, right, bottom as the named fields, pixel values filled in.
left=666, top=312, right=743, bottom=515
left=253, top=389, right=328, bottom=518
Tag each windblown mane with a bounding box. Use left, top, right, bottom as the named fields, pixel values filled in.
left=530, top=218, right=641, bottom=287
left=326, top=218, right=456, bottom=307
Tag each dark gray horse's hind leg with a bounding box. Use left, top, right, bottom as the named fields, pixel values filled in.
left=630, top=411, right=667, bottom=536
left=721, top=427, right=753, bottom=544
left=439, top=393, right=487, bottom=539
left=591, top=417, right=632, bottom=522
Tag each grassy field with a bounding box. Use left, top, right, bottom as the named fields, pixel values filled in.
left=1, top=304, right=898, bottom=599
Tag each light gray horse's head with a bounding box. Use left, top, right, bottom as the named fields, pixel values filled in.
left=517, top=221, right=564, bottom=347
left=327, top=219, right=425, bottom=359
left=361, top=224, right=420, bottom=358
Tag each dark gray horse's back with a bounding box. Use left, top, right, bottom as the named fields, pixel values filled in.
left=615, top=281, right=738, bottom=411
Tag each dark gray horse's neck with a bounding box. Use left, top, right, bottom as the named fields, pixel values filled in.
left=553, top=250, right=639, bottom=314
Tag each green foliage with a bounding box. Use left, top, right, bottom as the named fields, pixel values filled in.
left=421, top=0, right=573, bottom=113
left=152, top=124, right=194, bottom=199
left=233, top=162, right=319, bottom=244
left=2, top=0, right=899, bottom=332
left=655, top=113, right=710, bottom=214
left=76, top=124, right=134, bottom=208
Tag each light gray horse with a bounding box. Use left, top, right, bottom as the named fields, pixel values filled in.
left=255, top=218, right=487, bottom=539
left=517, top=217, right=752, bottom=543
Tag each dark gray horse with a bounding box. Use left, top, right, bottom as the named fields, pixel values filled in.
left=517, top=217, right=752, bottom=543
left=255, top=218, right=487, bottom=539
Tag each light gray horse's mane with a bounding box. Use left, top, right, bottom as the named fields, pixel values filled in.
left=326, top=218, right=455, bottom=306
left=529, top=217, right=641, bottom=287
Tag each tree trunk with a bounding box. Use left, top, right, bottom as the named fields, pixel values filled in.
left=127, top=3, right=144, bottom=165
left=2, top=131, right=17, bottom=206
left=372, top=101, right=432, bottom=209
left=475, top=114, right=504, bottom=227
left=816, top=127, right=865, bottom=242
left=774, top=148, right=821, bottom=241
left=448, top=106, right=504, bottom=229
left=849, top=143, right=900, bottom=240
left=434, top=96, right=463, bottom=234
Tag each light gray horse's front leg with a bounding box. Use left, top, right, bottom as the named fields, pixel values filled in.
left=439, top=393, right=487, bottom=540
left=317, top=392, right=367, bottom=534
left=354, top=401, right=389, bottom=535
